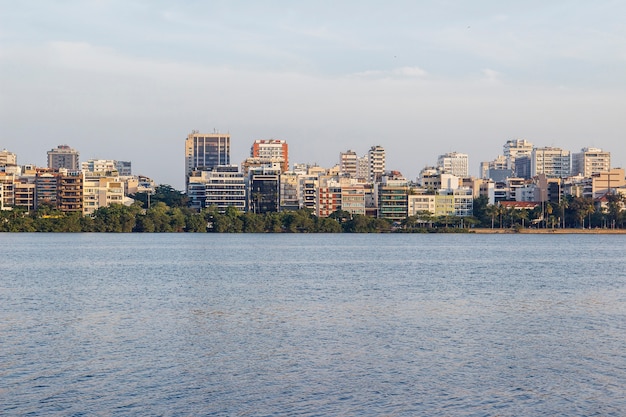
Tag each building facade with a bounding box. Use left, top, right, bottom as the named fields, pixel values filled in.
left=0, top=149, right=17, bottom=166
left=572, top=147, right=610, bottom=177
left=531, top=147, right=571, bottom=179
left=339, top=150, right=358, bottom=178
left=503, top=139, right=533, bottom=174
left=437, top=152, right=469, bottom=178
left=47, top=145, right=79, bottom=170
left=185, top=131, right=231, bottom=184
left=251, top=139, right=289, bottom=173
left=368, top=145, right=385, bottom=183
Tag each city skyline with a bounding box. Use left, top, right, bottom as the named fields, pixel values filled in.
left=1, top=2, right=625, bottom=190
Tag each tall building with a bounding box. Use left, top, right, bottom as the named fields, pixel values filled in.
left=572, top=147, right=611, bottom=177
left=0, top=149, right=17, bottom=166
left=248, top=166, right=280, bottom=214
left=251, top=139, right=289, bottom=173
left=339, top=150, right=358, bottom=178
left=504, top=139, right=533, bottom=175
left=377, top=177, right=409, bottom=221
left=35, top=170, right=58, bottom=207
left=531, top=147, right=571, bottom=179
left=185, top=131, right=230, bottom=184
left=57, top=171, right=83, bottom=213
left=47, top=145, right=79, bottom=170
left=437, top=152, right=469, bottom=177
left=196, top=166, right=246, bottom=212
left=368, top=145, right=385, bottom=183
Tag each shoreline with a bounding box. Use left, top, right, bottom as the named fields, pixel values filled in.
left=471, top=228, right=626, bottom=234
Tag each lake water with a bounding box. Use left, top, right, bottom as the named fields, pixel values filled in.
left=1, top=233, right=625, bottom=416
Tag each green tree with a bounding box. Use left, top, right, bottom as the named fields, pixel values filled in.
left=570, top=197, right=595, bottom=228
left=315, top=216, right=342, bottom=233
left=241, top=212, right=265, bottom=233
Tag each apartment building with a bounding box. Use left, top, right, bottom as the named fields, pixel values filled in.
left=531, top=147, right=571, bottom=178
left=47, top=145, right=80, bottom=170
left=368, top=145, right=385, bottom=183
left=83, top=175, right=125, bottom=216
left=437, top=152, right=469, bottom=178
left=251, top=139, right=289, bottom=173
left=503, top=139, right=533, bottom=174
left=572, top=148, right=611, bottom=177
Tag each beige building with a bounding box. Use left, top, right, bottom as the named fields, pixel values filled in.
left=591, top=168, right=626, bottom=198
left=83, top=175, right=125, bottom=216
left=0, top=149, right=17, bottom=166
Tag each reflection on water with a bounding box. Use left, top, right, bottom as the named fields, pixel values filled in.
left=1, top=233, right=625, bottom=416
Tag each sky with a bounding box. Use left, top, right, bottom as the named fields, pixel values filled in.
left=1, top=1, right=625, bottom=190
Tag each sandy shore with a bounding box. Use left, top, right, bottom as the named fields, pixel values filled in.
left=471, top=228, right=626, bottom=234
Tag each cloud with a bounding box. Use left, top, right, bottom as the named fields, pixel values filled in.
left=351, top=66, right=428, bottom=79
left=481, top=68, right=501, bottom=82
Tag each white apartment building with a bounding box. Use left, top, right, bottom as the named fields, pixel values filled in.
left=356, top=156, right=369, bottom=180
left=531, top=147, right=571, bottom=178
left=407, top=188, right=473, bottom=217
left=368, top=145, right=385, bottom=183
left=437, top=152, right=469, bottom=177
left=571, top=147, right=611, bottom=177
left=504, top=139, right=533, bottom=174
left=82, top=159, right=117, bottom=173
left=187, top=165, right=246, bottom=212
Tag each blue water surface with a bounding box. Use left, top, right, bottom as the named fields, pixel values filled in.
left=1, top=233, right=625, bottom=416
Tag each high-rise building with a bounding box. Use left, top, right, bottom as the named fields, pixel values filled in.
left=437, top=152, right=469, bottom=177
left=251, top=139, right=289, bottom=173
left=248, top=166, right=280, bottom=214
left=504, top=139, right=533, bottom=175
left=572, top=147, right=611, bottom=177
left=47, top=145, right=79, bottom=170
left=185, top=131, right=230, bottom=184
left=531, top=147, right=571, bottom=179
left=0, top=149, right=17, bottom=166
left=57, top=171, right=83, bottom=213
left=339, top=150, right=358, bottom=178
left=368, top=145, right=385, bottom=183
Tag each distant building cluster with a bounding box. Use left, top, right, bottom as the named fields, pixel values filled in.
left=0, top=145, right=154, bottom=215
left=1, top=134, right=624, bottom=220
left=184, top=132, right=625, bottom=221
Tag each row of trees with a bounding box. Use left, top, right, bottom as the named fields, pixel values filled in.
left=0, top=202, right=398, bottom=233
left=471, top=194, right=626, bottom=229
left=1, top=185, right=624, bottom=232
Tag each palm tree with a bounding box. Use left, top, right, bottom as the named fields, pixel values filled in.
left=557, top=196, right=569, bottom=228
left=485, top=204, right=498, bottom=229
left=518, top=209, right=529, bottom=228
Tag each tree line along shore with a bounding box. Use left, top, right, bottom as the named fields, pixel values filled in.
left=1, top=185, right=625, bottom=233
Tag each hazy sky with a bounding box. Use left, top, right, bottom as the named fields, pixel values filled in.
left=1, top=1, right=625, bottom=189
